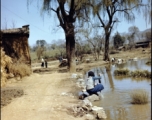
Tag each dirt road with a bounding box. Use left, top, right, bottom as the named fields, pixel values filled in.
left=1, top=71, right=87, bottom=120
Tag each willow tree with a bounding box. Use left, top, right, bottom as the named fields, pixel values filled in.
left=27, top=0, right=89, bottom=72
left=91, top=0, right=150, bottom=61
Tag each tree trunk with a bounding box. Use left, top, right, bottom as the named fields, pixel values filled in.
left=65, top=26, right=76, bottom=72
left=103, top=33, right=110, bottom=61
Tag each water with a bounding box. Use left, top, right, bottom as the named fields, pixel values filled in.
left=86, top=58, right=151, bottom=120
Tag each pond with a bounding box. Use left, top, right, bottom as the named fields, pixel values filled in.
left=86, top=58, right=151, bottom=120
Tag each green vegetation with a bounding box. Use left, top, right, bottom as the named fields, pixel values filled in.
left=113, top=32, right=125, bottom=49
left=130, top=90, right=149, bottom=104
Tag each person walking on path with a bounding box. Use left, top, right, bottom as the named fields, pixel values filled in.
left=41, top=58, right=44, bottom=67
left=45, top=59, right=48, bottom=68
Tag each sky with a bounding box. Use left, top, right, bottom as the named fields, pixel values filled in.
left=1, top=0, right=151, bottom=46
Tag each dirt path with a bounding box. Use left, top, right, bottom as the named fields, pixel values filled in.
left=1, top=72, right=86, bottom=120
left=1, top=47, right=151, bottom=120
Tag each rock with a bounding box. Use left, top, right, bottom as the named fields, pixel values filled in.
left=77, top=74, right=83, bottom=78
left=16, top=76, right=21, bottom=81
left=86, top=94, right=100, bottom=102
left=76, top=82, right=85, bottom=88
left=77, top=78, right=84, bottom=82
left=81, top=99, right=93, bottom=107
left=61, top=92, right=68, bottom=96
left=8, top=73, right=14, bottom=78
left=71, top=73, right=77, bottom=78
left=84, top=114, right=95, bottom=120
left=78, top=99, right=92, bottom=111
left=92, top=106, right=107, bottom=119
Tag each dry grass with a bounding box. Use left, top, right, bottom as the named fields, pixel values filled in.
left=114, top=69, right=151, bottom=79
left=109, top=50, right=119, bottom=54
left=1, top=47, right=32, bottom=87
left=1, top=48, right=13, bottom=87
left=130, top=89, right=149, bottom=104
left=131, top=70, right=151, bottom=78
left=145, top=60, right=151, bottom=65
left=8, top=63, right=32, bottom=78
left=114, top=68, right=130, bottom=76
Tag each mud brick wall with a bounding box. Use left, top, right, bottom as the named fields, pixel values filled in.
left=1, top=25, right=31, bottom=65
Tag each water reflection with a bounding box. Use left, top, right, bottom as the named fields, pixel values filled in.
left=88, top=58, right=151, bottom=120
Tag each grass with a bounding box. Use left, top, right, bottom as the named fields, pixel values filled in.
left=131, top=70, right=151, bottom=78
left=30, top=49, right=66, bottom=62
left=109, top=50, right=119, bottom=54
left=114, top=68, right=130, bottom=76
left=145, top=60, right=151, bottom=65
left=114, top=69, right=151, bottom=79
left=8, top=63, right=32, bottom=78
left=130, top=89, right=149, bottom=104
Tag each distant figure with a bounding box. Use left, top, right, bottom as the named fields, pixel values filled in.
left=41, top=58, right=44, bottom=67
left=45, top=59, right=48, bottom=68
left=111, top=57, right=116, bottom=63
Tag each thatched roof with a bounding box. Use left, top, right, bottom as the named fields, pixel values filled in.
left=1, top=25, right=29, bottom=34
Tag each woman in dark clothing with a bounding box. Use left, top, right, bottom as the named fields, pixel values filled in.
left=45, top=59, right=47, bottom=68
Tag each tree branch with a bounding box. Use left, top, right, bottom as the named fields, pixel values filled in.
left=56, top=7, right=64, bottom=29
left=97, top=11, right=105, bottom=27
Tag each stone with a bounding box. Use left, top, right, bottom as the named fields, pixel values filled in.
left=81, top=99, right=93, bottom=107
left=84, top=114, right=95, bottom=120
left=71, top=73, right=77, bottom=78
left=91, top=106, right=107, bottom=119
left=16, top=76, right=21, bottom=81
left=86, top=94, right=100, bottom=102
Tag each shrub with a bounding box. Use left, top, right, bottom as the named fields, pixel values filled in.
left=130, top=89, right=149, bottom=104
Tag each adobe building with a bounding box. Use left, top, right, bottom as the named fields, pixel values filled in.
left=0, top=25, right=31, bottom=65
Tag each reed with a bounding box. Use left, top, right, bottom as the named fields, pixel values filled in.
left=131, top=70, right=151, bottom=78
left=114, top=69, right=151, bottom=79
left=130, top=89, right=149, bottom=104
left=145, top=60, right=151, bottom=65
left=114, top=68, right=130, bottom=76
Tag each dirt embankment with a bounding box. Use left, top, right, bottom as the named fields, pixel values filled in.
left=1, top=47, right=151, bottom=120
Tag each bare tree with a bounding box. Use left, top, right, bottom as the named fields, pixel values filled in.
left=27, top=0, right=90, bottom=72
left=89, top=0, right=150, bottom=61
left=127, top=26, right=139, bottom=50
left=4, top=18, right=8, bottom=29
left=10, top=19, right=17, bottom=28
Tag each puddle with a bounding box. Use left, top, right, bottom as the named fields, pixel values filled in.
left=86, top=58, right=151, bottom=120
